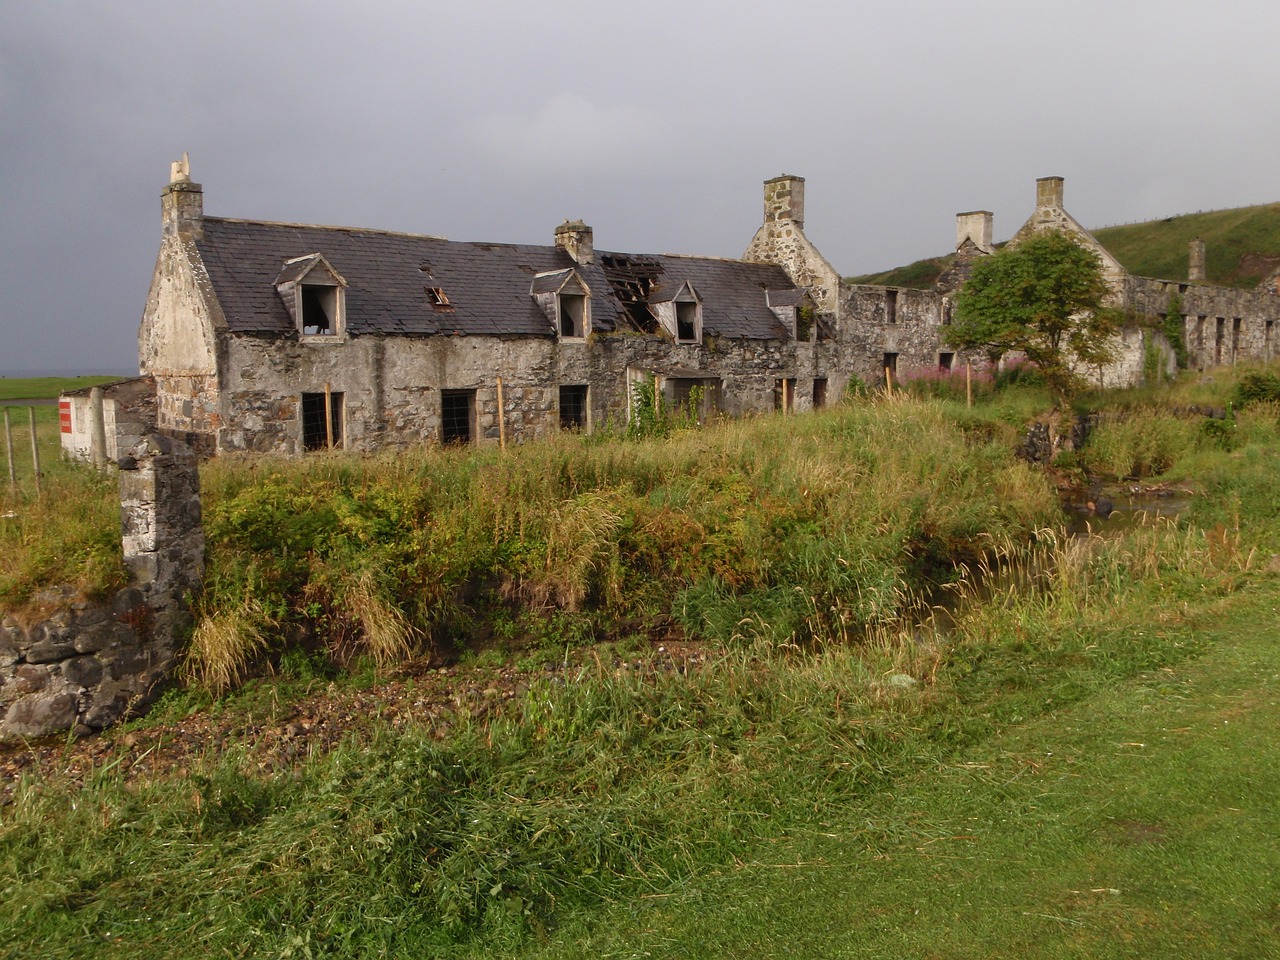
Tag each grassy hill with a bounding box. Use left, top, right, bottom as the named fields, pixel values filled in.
left=848, top=202, right=1280, bottom=290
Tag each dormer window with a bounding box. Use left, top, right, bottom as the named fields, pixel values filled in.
left=531, top=269, right=591, bottom=340
left=301, top=284, right=339, bottom=335
left=766, top=288, right=815, bottom=342
left=653, top=281, right=702, bottom=344
left=560, top=290, right=586, bottom=338
left=275, top=254, right=347, bottom=339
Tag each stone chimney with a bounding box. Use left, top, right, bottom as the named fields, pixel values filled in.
left=162, top=152, right=203, bottom=240
left=763, top=174, right=805, bottom=227
left=955, top=210, right=994, bottom=255
left=1036, top=176, right=1065, bottom=209
left=555, top=219, right=594, bottom=264
left=1188, top=238, right=1206, bottom=282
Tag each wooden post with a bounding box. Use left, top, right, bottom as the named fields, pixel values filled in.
left=783, top=378, right=791, bottom=414
left=654, top=375, right=661, bottom=421
left=966, top=360, right=973, bottom=408
left=884, top=364, right=893, bottom=398
left=323, top=382, right=333, bottom=450
left=4, top=409, right=14, bottom=488
left=89, top=386, right=107, bottom=469
left=28, top=407, right=41, bottom=495
left=496, top=376, right=507, bottom=449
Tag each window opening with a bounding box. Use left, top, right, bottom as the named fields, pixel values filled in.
left=883, top=353, right=899, bottom=388
left=560, top=292, right=586, bottom=338
left=1215, top=318, right=1225, bottom=365
left=1232, top=318, right=1242, bottom=363
left=812, top=377, right=828, bottom=409
left=885, top=290, right=898, bottom=325
left=667, top=378, right=718, bottom=422
left=1266, top=320, right=1273, bottom=360
left=676, top=300, right=699, bottom=342
left=441, top=390, right=476, bottom=444
left=301, top=285, right=338, bottom=336
left=940, top=298, right=952, bottom=325
left=938, top=352, right=955, bottom=372
left=302, top=391, right=343, bottom=451
left=559, top=384, right=589, bottom=430
left=773, top=378, right=797, bottom=413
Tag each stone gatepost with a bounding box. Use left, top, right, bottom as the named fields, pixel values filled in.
left=0, top=434, right=203, bottom=740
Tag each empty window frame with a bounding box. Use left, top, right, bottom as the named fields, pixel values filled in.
left=883, top=353, right=899, bottom=388
left=1266, top=320, right=1274, bottom=360
left=559, top=384, right=589, bottom=430
left=938, top=352, right=955, bottom=372
left=676, top=300, right=699, bottom=342
left=812, top=377, right=828, bottom=409
left=559, top=292, right=587, bottom=338
left=773, top=378, right=797, bottom=413
left=301, top=391, right=343, bottom=451
left=668, top=377, right=718, bottom=421
left=441, top=389, right=476, bottom=444
left=1215, top=318, right=1225, bottom=365
left=300, top=284, right=340, bottom=336
left=940, top=297, right=952, bottom=326
left=1232, top=318, right=1242, bottom=363
left=885, top=290, right=898, bottom=325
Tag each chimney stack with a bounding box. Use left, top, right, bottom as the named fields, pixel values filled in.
left=955, top=210, right=994, bottom=255
left=555, top=219, right=594, bottom=265
left=1036, top=176, right=1065, bottom=209
left=161, top=152, right=203, bottom=240
left=1188, top=238, right=1206, bottom=282
left=763, top=174, right=805, bottom=227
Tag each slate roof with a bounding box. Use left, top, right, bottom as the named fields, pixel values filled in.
left=196, top=218, right=796, bottom=340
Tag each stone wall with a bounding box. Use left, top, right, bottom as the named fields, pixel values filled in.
left=0, top=435, right=202, bottom=740
left=212, top=327, right=843, bottom=453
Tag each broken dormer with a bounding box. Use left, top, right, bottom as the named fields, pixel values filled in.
left=274, top=254, right=347, bottom=338
left=531, top=268, right=591, bottom=339
left=651, top=281, right=703, bottom=344
left=766, top=288, right=818, bottom=342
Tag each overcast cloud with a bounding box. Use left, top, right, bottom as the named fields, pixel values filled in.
left=2, top=0, right=1278, bottom=374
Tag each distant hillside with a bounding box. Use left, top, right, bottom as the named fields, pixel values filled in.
left=847, top=203, right=1280, bottom=291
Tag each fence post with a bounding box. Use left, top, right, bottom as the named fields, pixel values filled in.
left=496, top=376, right=507, bottom=449
left=28, top=407, right=41, bottom=495
left=89, top=386, right=107, bottom=469
left=4, top=409, right=13, bottom=488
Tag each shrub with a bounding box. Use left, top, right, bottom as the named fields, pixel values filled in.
left=1233, top=371, right=1280, bottom=407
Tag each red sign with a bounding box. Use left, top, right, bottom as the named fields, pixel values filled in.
left=59, top=399, right=72, bottom=434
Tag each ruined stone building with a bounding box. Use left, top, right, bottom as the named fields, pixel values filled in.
left=62, top=161, right=1280, bottom=460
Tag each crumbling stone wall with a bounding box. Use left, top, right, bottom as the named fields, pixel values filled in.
left=0, top=436, right=202, bottom=740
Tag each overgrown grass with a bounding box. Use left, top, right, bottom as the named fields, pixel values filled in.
left=0, top=446, right=1267, bottom=956
left=188, top=398, right=1059, bottom=687
left=0, top=404, right=125, bottom=609
left=3, top=373, right=1279, bottom=955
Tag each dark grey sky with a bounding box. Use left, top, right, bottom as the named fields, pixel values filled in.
left=3, top=0, right=1278, bottom=374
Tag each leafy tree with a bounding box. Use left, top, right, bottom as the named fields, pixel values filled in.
left=947, top=230, right=1120, bottom=400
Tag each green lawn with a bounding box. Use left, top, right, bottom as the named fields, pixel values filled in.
left=0, top=375, right=123, bottom=402
left=509, top=584, right=1280, bottom=959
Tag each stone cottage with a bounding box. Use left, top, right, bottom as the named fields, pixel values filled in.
left=137, top=160, right=853, bottom=456
left=116, top=160, right=1278, bottom=460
